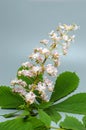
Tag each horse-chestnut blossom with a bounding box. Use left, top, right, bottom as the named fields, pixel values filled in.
left=11, top=23, right=79, bottom=105
left=31, top=66, right=42, bottom=75
left=25, top=92, right=36, bottom=104
left=46, top=64, right=58, bottom=76
left=22, top=61, right=33, bottom=68
left=52, top=51, right=59, bottom=58
left=18, top=70, right=34, bottom=77
left=11, top=79, right=27, bottom=87
left=40, top=91, right=49, bottom=102
left=12, top=87, right=26, bottom=96
left=36, top=82, right=46, bottom=93
left=41, top=48, right=50, bottom=56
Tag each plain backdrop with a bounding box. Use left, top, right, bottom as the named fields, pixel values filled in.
left=0, top=0, right=86, bottom=122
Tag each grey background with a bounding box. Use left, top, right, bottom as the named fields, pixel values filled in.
left=0, top=0, right=86, bottom=122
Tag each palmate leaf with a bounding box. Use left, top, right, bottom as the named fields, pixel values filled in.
left=0, top=116, right=49, bottom=130
left=0, top=86, right=24, bottom=109
left=45, top=108, right=61, bottom=123
left=38, top=101, right=52, bottom=109
left=60, top=116, right=86, bottom=130
left=50, top=93, right=86, bottom=115
left=0, top=118, right=33, bottom=130
left=28, top=117, right=49, bottom=130
left=50, top=71, right=79, bottom=102
left=38, top=109, right=51, bottom=127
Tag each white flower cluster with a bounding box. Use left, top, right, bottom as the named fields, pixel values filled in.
left=11, top=79, right=27, bottom=87
left=11, top=24, right=79, bottom=104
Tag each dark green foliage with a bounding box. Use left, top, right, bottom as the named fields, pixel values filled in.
left=45, top=108, right=61, bottom=123
left=0, top=118, right=33, bottom=130
left=50, top=93, right=86, bottom=115
left=50, top=72, right=79, bottom=102
left=38, top=109, right=51, bottom=127
left=0, top=86, right=24, bottom=109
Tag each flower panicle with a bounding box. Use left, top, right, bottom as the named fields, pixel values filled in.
left=10, top=23, right=79, bottom=105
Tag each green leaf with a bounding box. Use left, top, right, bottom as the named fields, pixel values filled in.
left=50, top=71, right=79, bottom=102
left=28, top=117, right=49, bottom=130
left=83, top=116, right=86, bottom=127
left=20, top=110, right=30, bottom=117
left=0, top=118, right=33, bottom=130
left=51, top=93, right=86, bottom=115
left=28, top=117, right=44, bottom=128
left=38, top=109, right=51, bottom=127
left=45, top=108, right=61, bottom=123
left=0, top=86, right=24, bottom=109
left=38, top=102, right=52, bottom=109
left=0, top=116, right=49, bottom=130
left=60, top=116, right=85, bottom=130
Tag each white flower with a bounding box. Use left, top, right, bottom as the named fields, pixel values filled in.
left=12, top=87, right=26, bottom=95
left=63, top=24, right=74, bottom=31
left=17, top=71, right=22, bottom=76
left=48, top=86, right=54, bottom=92
left=41, top=92, right=49, bottom=102
left=62, top=34, right=69, bottom=41
left=11, top=79, right=18, bottom=86
left=44, top=78, right=53, bottom=87
left=40, top=39, right=49, bottom=45
left=18, top=79, right=27, bottom=87
left=22, top=62, right=33, bottom=68
left=53, top=59, right=60, bottom=67
left=62, top=44, right=68, bottom=55
left=36, top=55, right=44, bottom=63
left=49, top=30, right=54, bottom=36
left=32, top=66, right=42, bottom=75
left=73, top=24, right=80, bottom=30
left=57, top=24, right=79, bottom=31
left=25, top=92, right=36, bottom=104
left=58, top=25, right=65, bottom=30
left=34, top=47, right=43, bottom=53
left=49, top=30, right=61, bottom=42
left=44, top=78, right=54, bottom=92
left=52, top=51, right=59, bottom=59
left=41, top=48, right=50, bottom=56
left=11, top=79, right=27, bottom=87
left=50, top=33, right=58, bottom=41
left=29, top=52, right=44, bottom=63
left=46, top=64, right=58, bottom=76
left=29, top=53, right=39, bottom=59
left=18, top=70, right=34, bottom=77
left=36, top=82, right=46, bottom=92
